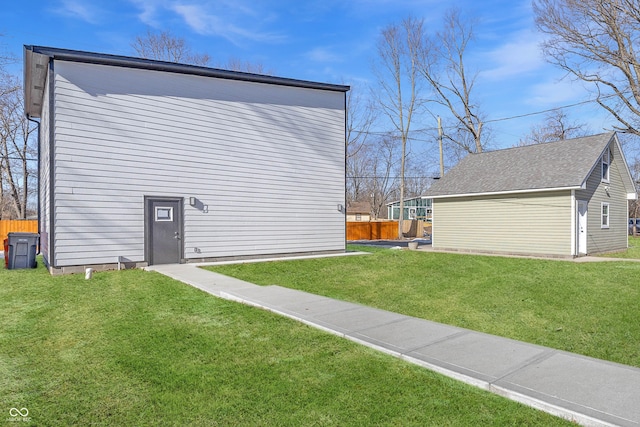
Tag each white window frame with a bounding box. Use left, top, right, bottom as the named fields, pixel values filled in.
left=601, top=148, right=610, bottom=183
left=601, top=202, right=610, bottom=229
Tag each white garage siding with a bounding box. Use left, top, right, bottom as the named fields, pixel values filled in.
left=432, top=191, right=573, bottom=256
left=50, top=61, right=346, bottom=267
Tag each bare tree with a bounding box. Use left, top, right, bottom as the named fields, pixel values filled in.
left=132, top=30, right=272, bottom=74
left=346, top=84, right=377, bottom=205
left=519, top=109, right=589, bottom=145
left=404, top=156, right=435, bottom=198
left=419, top=9, right=486, bottom=154
left=534, top=0, right=640, bottom=137
left=132, top=29, right=211, bottom=66
left=346, top=140, right=372, bottom=205
left=0, top=74, right=37, bottom=219
left=0, top=33, right=15, bottom=68
left=372, top=17, right=426, bottom=238
left=225, top=57, right=271, bottom=75
left=347, top=85, right=376, bottom=163
left=367, top=135, right=401, bottom=220
left=346, top=133, right=401, bottom=220
left=0, top=35, right=17, bottom=98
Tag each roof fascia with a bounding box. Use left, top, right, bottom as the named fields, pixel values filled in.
left=611, top=133, right=638, bottom=196
left=578, top=133, right=613, bottom=189
left=385, top=196, right=429, bottom=206
left=25, top=45, right=350, bottom=93
left=429, top=185, right=581, bottom=199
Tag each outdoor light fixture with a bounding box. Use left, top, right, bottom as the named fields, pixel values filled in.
left=337, top=204, right=344, bottom=213
left=189, top=197, right=196, bottom=207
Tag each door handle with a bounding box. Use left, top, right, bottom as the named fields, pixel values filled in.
left=174, top=232, right=181, bottom=240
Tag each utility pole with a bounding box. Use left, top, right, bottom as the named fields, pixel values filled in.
left=438, top=116, right=444, bottom=178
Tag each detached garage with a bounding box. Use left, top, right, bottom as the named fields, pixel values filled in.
left=24, top=46, right=349, bottom=274
left=424, top=133, right=637, bottom=257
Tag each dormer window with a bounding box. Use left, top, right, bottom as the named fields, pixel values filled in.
left=602, top=148, right=610, bottom=183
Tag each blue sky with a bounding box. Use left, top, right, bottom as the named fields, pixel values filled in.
left=1, top=0, right=618, bottom=151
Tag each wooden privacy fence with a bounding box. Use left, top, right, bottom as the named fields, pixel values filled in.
left=347, top=220, right=432, bottom=241
left=347, top=221, right=398, bottom=240
left=0, top=220, right=38, bottom=243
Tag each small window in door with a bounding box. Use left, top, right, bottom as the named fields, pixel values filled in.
left=155, top=206, right=173, bottom=222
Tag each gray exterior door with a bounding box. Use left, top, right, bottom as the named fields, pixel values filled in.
left=146, top=197, right=183, bottom=265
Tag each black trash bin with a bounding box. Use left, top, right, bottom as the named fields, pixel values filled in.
left=7, top=232, right=39, bottom=269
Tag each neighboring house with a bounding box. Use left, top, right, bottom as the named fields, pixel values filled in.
left=24, top=46, right=349, bottom=274
left=346, top=202, right=371, bottom=221
left=424, top=133, right=637, bottom=257
left=387, top=197, right=432, bottom=221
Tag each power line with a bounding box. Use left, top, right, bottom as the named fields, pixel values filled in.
left=484, top=93, right=618, bottom=124
left=355, top=93, right=621, bottom=136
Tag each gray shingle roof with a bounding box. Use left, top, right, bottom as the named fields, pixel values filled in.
left=424, top=133, right=614, bottom=197
left=347, top=201, right=371, bottom=213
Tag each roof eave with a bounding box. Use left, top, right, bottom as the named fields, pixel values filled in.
left=385, top=196, right=427, bottom=206
left=611, top=133, right=639, bottom=195
left=24, top=46, right=50, bottom=118
left=24, top=45, right=350, bottom=96
left=428, top=185, right=583, bottom=199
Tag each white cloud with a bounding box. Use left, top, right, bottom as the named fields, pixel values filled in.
left=128, top=0, right=163, bottom=26
left=527, top=77, right=588, bottom=107
left=519, top=77, right=617, bottom=137
left=481, top=30, right=545, bottom=81
left=54, top=0, right=103, bottom=24
left=306, top=47, right=343, bottom=63
left=170, top=3, right=286, bottom=45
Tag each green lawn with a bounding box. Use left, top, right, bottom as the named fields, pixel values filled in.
left=208, top=244, right=640, bottom=368
left=600, top=236, right=640, bottom=258
left=0, top=262, right=569, bottom=426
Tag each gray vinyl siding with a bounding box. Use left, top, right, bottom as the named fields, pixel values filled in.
left=432, top=191, right=573, bottom=256
left=575, top=141, right=628, bottom=254
left=39, top=70, right=51, bottom=266
left=51, top=61, right=345, bottom=266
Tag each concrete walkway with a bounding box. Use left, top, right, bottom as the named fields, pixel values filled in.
left=146, top=262, right=640, bottom=427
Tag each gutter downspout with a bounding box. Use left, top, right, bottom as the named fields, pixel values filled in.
left=48, top=59, right=55, bottom=269
left=570, top=189, right=576, bottom=257
left=343, top=90, right=348, bottom=251
left=26, top=115, right=41, bottom=254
